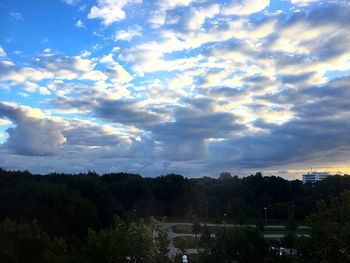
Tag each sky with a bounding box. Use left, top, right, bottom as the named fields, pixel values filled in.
left=0, top=0, right=350, bottom=178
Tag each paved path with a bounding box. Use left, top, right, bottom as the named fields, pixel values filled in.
left=163, top=222, right=310, bottom=257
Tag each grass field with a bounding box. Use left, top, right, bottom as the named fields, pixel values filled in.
left=173, top=236, right=199, bottom=249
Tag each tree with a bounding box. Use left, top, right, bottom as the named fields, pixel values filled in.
left=300, top=191, right=350, bottom=263
left=150, top=217, right=170, bottom=263
left=219, top=172, right=232, bottom=180
left=200, top=223, right=211, bottom=247
left=192, top=215, right=201, bottom=241
left=200, top=227, right=266, bottom=263
left=0, top=219, right=68, bottom=263
left=83, top=216, right=170, bottom=263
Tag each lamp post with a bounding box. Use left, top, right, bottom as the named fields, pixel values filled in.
left=264, top=207, right=267, bottom=224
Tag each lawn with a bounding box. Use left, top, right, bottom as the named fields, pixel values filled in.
left=173, top=236, right=199, bottom=249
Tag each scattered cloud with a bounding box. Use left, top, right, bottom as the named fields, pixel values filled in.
left=1, top=0, right=350, bottom=176
left=62, top=0, right=79, bottom=5
left=88, top=0, right=142, bottom=25
left=222, top=0, right=270, bottom=16
left=10, top=12, right=23, bottom=21
left=0, top=46, right=6, bottom=57
left=76, top=19, right=86, bottom=28
left=115, top=25, right=142, bottom=41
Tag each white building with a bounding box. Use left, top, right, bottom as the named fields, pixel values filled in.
left=302, top=172, right=331, bottom=184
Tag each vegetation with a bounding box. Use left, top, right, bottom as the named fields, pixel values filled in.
left=0, top=168, right=350, bottom=262
left=173, top=236, right=198, bottom=249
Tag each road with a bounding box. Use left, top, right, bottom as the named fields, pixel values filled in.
left=163, top=222, right=310, bottom=257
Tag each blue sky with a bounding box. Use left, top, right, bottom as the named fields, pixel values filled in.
left=1, top=0, right=350, bottom=178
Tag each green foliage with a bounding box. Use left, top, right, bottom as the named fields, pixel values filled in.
left=1, top=169, right=350, bottom=262
left=200, top=223, right=211, bottom=247
left=200, top=227, right=266, bottom=263
left=83, top=216, right=170, bottom=263
left=173, top=236, right=198, bottom=249
left=301, top=191, right=350, bottom=263
left=0, top=218, right=68, bottom=263
left=192, top=214, right=201, bottom=238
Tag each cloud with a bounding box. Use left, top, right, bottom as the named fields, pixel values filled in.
left=222, top=0, right=270, bottom=16
left=115, top=25, right=142, bottom=41
left=148, top=0, right=193, bottom=28
left=88, top=0, right=142, bottom=25
left=76, top=20, right=86, bottom=28
left=151, top=98, right=245, bottom=161
left=62, top=0, right=79, bottom=5
left=0, top=118, right=11, bottom=126
left=236, top=75, right=350, bottom=167
left=290, top=0, right=319, bottom=4
left=2, top=0, right=350, bottom=177
left=0, top=102, right=66, bottom=156
left=10, top=12, right=24, bottom=21
left=0, top=53, right=111, bottom=88
left=0, top=46, right=6, bottom=57
left=153, top=98, right=245, bottom=139
left=95, top=99, right=166, bottom=129
left=62, top=120, right=129, bottom=147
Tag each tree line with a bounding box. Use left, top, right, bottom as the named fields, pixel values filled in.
left=1, top=168, right=350, bottom=262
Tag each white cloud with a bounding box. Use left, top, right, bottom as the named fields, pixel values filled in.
left=88, top=0, right=142, bottom=25
left=110, top=64, right=133, bottom=83
left=39, top=87, right=52, bottom=96
left=80, top=50, right=91, bottom=57
left=10, top=12, right=23, bottom=21
left=0, top=46, right=6, bottom=57
left=0, top=67, right=54, bottom=84
left=223, top=0, right=270, bottom=16
left=97, top=53, right=133, bottom=83
left=115, top=25, right=142, bottom=41
left=0, top=118, right=11, bottom=126
left=99, top=53, right=115, bottom=64
left=80, top=70, right=108, bottom=81
left=63, top=0, right=78, bottom=5
left=290, top=0, right=319, bottom=4
left=111, top=47, right=121, bottom=53
left=186, top=4, right=220, bottom=31
left=76, top=20, right=86, bottom=28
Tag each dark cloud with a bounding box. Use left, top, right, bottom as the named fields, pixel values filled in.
left=210, top=75, right=350, bottom=168
left=151, top=98, right=245, bottom=161
left=205, top=86, right=246, bottom=98
left=153, top=98, right=245, bottom=138
left=280, top=72, right=315, bottom=84
left=0, top=103, right=66, bottom=156
left=95, top=99, right=165, bottom=129
left=62, top=120, right=126, bottom=147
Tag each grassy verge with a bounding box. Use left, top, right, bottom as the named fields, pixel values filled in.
left=173, top=224, right=193, bottom=234
left=173, top=236, right=199, bottom=249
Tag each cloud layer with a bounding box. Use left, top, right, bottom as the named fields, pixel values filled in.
left=1, top=0, right=350, bottom=177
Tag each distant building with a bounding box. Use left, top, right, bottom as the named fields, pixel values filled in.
left=302, top=172, right=331, bottom=184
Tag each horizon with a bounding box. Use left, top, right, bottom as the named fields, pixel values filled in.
left=1, top=0, right=350, bottom=179
left=1, top=167, right=348, bottom=181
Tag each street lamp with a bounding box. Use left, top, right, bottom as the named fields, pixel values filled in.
left=182, top=255, right=188, bottom=263
left=264, top=207, right=267, bottom=224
